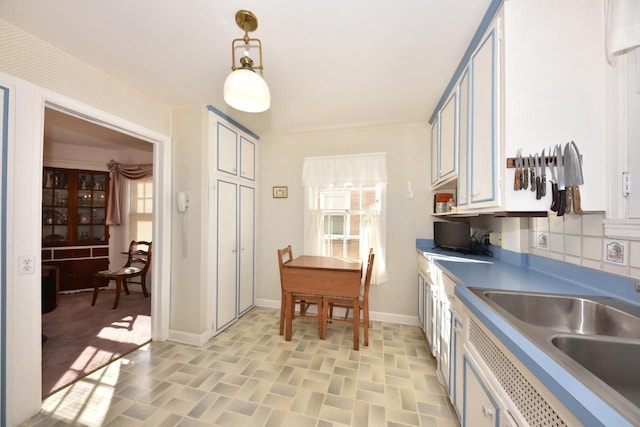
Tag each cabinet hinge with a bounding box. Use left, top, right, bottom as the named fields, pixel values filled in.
left=623, top=172, right=631, bottom=197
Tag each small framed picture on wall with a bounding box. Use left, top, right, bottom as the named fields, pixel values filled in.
left=273, top=186, right=288, bottom=198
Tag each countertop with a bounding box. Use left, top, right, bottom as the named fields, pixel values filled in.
left=416, top=242, right=639, bottom=427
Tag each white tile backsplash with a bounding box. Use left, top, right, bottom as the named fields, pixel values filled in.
left=582, top=236, right=603, bottom=260
left=630, top=241, right=640, bottom=268
left=582, top=212, right=605, bottom=237
left=564, top=215, right=582, bottom=235
left=549, top=233, right=564, bottom=253
left=527, top=211, right=636, bottom=282
left=582, top=259, right=603, bottom=270
left=549, top=215, right=564, bottom=234
left=564, top=235, right=581, bottom=256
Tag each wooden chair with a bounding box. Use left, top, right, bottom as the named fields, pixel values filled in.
left=92, top=241, right=152, bottom=309
left=277, top=245, right=324, bottom=336
left=324, top=249, right=374, bottom=346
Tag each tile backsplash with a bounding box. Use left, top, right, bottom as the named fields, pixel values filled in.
left=529, top=213, right=640, bottom=281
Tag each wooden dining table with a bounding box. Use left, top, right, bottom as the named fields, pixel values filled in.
left=282, top=255, right=363, bottom=349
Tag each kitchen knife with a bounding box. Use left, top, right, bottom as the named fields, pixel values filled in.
left=549, top=146, right=559, bottom=212
left=513, top=149, right=522, bottom=191
left=529, top=154, right=536, bottom=193
left=556, top=144, right=566, bottom=216
left=565, top=141, right=584, bottom=213
left=563, top=142, right=572, bottom=214
left=534, top=152, right=542, bottom=200
left=540, top=148, right=546, bottom=198
left=522, top=154, right=529, bottom=190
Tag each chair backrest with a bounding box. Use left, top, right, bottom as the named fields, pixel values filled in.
left=125, top=240, right=152, bottom=274
left=277, top=245, right=293, bottom=289
left=362, top=248, right=375, bottom=300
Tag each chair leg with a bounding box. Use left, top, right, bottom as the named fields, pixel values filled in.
left=363, top=302, right=369, bottom=347
left=140, top=276, right=149, bottom=297
left=91, top=276, right=100, bottom=306
left=122, top=279, right=130, bottom=295
left=279, top=291, right=285, bottom=336
left=113, top=277, right=123, bottom=309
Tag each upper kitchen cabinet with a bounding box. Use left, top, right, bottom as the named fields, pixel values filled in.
left=213, top=112, right=256, bottom=182
left=431, top=0, right=607, bottom=214
left=431, top=90, right=458, bottom=186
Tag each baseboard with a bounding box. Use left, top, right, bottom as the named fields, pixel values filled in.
left=255, top=298, right=420, bottom=327
left=167, top=328, right=214, bottom=347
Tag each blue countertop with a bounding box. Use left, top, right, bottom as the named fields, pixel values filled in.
left=416, top=240, right=639, bottom=426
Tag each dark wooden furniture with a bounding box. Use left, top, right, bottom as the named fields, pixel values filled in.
left=281, top=255, right=363, bottom=349
left=41, top=167, right=110, bottom=291
left=324, top=249, right=375, bottom=347
left=92, top=241, right=152, bottom=309
left=277, top=245, right=323, bottom=336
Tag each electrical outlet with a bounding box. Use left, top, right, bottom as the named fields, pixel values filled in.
left=18, top=255, right=35, bottom=275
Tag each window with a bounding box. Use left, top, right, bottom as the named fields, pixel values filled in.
left=316, top=187, right=380, bottom=258
left=303, top=153, right=387, bottom=284
left=128, top=178, right=153, bottom=243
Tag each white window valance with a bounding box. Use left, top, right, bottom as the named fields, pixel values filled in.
left=302, top=152, right=387, bottom=187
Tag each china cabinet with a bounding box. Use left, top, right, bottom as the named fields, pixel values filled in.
left=42, top=167, right=110, bottom=291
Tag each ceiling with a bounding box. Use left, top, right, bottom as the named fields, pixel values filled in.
left=1, top=0, right=493, bottom=137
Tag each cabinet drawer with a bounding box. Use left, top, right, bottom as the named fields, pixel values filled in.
left=53, top=248, right=91, bottom=259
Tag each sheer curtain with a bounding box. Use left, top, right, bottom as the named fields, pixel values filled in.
left=302, top=152, right=388, bottom=284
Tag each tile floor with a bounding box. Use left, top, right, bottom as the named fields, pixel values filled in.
left=24, top=307, right=459, bottom=426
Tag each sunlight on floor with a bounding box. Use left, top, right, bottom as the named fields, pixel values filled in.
left=40, top=345, right=148, bottom=426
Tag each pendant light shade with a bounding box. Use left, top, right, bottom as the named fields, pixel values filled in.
left=224, top=68, right=271, bottom=113
left=224, top=10, right=271, bottom=113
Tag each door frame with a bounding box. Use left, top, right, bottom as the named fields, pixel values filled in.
left=39, top=91, right=172, bottom=340
left=1, top=73, right=171, bottom=425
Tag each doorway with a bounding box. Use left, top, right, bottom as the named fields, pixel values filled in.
left=41, top=106, right=154, bottom=396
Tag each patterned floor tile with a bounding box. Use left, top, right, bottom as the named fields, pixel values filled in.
left=23, top=307, right=459, bottom=426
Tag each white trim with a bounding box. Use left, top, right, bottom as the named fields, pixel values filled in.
left=0, top=71, right=172, bottom=424
left=168, top=328, right=215, bottom=347
left=603, top=218, right=640, bottom=240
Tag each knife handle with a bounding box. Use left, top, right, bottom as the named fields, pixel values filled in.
left=557, top=189, right=566, bottom=216
left=535, top=177, right=542, bottom=200
left=522, top=168, right=529, bottom=190
left=572, top=186, right=583, bottom=214
left=565, top=188, right=572, bottom=214
left=540, top=176, right=547, bottom=197
left=530, top=169, right=536, bottom=192
left=550, top=182, right=559, bottom=212
left=514, top=167, right=521, bottom=191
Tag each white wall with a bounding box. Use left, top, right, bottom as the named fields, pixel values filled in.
left=256, top=123, right=431, bottom=319
left=169, top=105, right=209, bottom=337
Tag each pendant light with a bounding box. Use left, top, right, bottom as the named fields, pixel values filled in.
left=223, top=10, right=271, bottom=113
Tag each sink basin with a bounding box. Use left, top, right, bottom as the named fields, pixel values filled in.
left=475, top=289, right=640, bottom=339
left=551, top=335, right=640, bottom=408
left=469, top=287, right=640, bottom=422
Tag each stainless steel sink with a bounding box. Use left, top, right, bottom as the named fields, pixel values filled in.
left=480, top=290, right=640, bottom=339
left=551, top=335, right=640, bottom=408
left=469, top=287, right=640, bottom=422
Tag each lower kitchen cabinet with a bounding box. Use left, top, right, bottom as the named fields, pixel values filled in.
left=463, top=355, right=500, bottom=427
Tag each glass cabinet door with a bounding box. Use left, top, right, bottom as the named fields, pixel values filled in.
left=42, top=168, right=109, bottom=246
left=42, top=168, right=69, bottom=244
